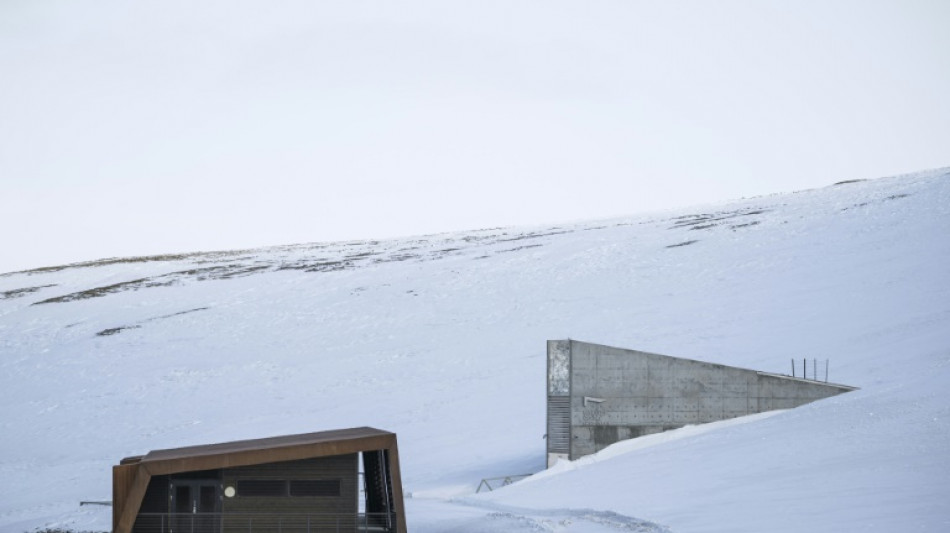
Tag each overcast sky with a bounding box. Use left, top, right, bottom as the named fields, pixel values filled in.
left=2, top=1, right=948, bottom=274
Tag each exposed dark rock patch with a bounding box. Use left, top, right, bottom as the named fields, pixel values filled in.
left=34, top=278, right=177, bottom=304
left=33, top=263, right=271, bottom=304
left=373, top=254, right=420, bottom=264
left=731, top=221, right=761, bottom=230
left=7, top=251, right=249, bottom=276
left=95, top=307, right=209, bottom=337
left=666, top=240, right=699, bottom=248
left=670, top=208, right=770, bottom=230
left=0, top=284, right=57, bottom=300
left=841, top=192, right=911, bottom=211
left=96, top=325, right=141, bottom=336
left=498, top=229, right=574, bottom=242
left=497, top=244, right=544, bottom=253
left=279, top=260, right=353, bottom=272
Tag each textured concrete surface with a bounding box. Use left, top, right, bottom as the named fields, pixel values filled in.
left=547, top=340, right=857, bottom=464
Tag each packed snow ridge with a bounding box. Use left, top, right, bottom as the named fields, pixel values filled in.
left=1, top=168, right=949, bottom=533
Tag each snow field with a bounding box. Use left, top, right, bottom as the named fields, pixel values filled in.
left=1, top=168, right=948, bottom=532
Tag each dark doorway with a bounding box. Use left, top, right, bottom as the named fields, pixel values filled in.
left=170, top=480, right=220, bottom=533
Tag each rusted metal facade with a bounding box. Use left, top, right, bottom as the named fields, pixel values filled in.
left=113, top=427, right=406, bottom=533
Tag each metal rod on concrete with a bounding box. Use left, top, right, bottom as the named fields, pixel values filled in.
left=825, top=359, right=829, bottom=382
left=803, top=358, right=807, bottom=380
left=792, top=358, right=795, bottom=377
left=814, top=358, right=817, bottom=380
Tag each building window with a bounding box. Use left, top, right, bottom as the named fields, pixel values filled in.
left=290, top=480, right=341, bottom=497
left=236, top=479, right=341, bottom=497
left=237, top=480, right=285, bottom=497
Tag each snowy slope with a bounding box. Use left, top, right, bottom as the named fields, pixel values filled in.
left=1, top=168, right=948, bottom=533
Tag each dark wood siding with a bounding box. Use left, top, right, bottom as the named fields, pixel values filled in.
left=221, top=454, right=358, bottom=533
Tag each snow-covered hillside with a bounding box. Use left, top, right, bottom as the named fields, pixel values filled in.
left=1, top=169, right=948, bottom=533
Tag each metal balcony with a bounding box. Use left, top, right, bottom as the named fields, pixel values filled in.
left=131, top=512, right=396, bottom=533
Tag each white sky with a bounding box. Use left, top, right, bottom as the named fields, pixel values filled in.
left=2, top=0, right=948, bottom=274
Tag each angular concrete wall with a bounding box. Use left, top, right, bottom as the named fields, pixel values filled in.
left=546, top=340, right=857, bottom=466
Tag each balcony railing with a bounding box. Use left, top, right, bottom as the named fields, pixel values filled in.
left=132, top=512, right=396, bottom=533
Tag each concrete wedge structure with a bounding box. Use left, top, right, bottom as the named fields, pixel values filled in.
left=546, top=340, right=857, bottom=466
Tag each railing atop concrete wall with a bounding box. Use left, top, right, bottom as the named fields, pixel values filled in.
left=133, top=512, right=396, bottom=533
left=792, top=358, right=831, bottom=382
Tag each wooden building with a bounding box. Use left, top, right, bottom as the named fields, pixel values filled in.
left=113, top=427, right=406, bottom=533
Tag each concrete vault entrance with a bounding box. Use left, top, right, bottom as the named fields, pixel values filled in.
left=546, top=340, right=857, bottom=466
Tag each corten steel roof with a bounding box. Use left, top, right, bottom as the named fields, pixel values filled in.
left=113, top=427, right=406, bottom=533
left=121, top=426, right=396, bottom=473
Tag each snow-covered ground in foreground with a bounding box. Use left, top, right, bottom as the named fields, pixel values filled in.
left=1, top=168, right=949, bottom=533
